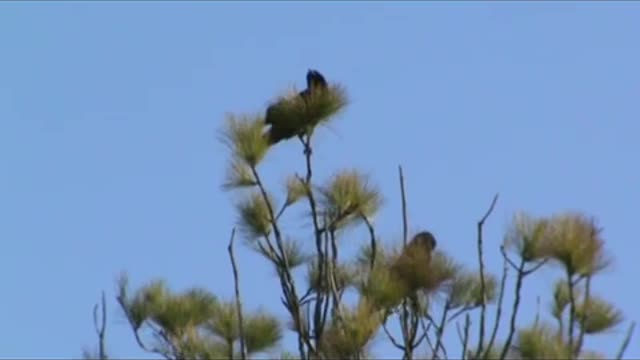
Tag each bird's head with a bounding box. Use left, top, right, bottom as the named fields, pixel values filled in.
left=411, top=231, right=437, bottom=251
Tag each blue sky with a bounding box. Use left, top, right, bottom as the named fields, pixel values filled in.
left=1, top=1, right=639, bottom=358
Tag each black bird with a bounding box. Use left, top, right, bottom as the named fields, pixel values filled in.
left=265, top=69, right=329, bottom=145
left=299, top=69, right=328, bottom=100
left=409, top=231, right=437, bottom=253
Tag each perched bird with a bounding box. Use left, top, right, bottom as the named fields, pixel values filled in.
left=390, top=231, right=438, bottom=295
left=299, top=69, right=328, bottom=100
left=407, top=231, right=437, bottom=256
left=264, top=69, right=329, bottom=145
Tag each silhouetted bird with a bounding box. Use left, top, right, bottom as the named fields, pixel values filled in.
left=299, top=69, right=328, bottom=100
left=265, top=69, right=329, bottom=145
left=389, top=230, right=438, bottom=296
left=408, top=231, right=437, bottom=255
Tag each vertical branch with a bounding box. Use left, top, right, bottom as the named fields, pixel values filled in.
left=299, top=135, right=328, bottom=353
left=399, top=166, right=409, bottom=246
left=566, top=270, right=577, bottom=358
left=431, top=302, right=450, bottom=360
left=461, top=314, right=471, bottom=359
left=499, top=249, right=526, bottom=360
left=228, top=228, right=247, bottom=360
left=574, top=276, right=591, bottom=357
left=92, top=291, right=108, bottom=360
left=483, top=257, right=508, bottom=359
left=615, top=321, right=636, bottom=360
left=362, top=215, right=377, bottom=271
left=398, top=165, right=414, bottom=360
left=474, top=193, right=499, bottom=358
left=250, top=167, right=310, bottom=359
left=328, top=229, right=344, bottom=322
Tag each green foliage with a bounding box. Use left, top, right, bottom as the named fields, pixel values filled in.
left=318, top=169, right=382, bottom=230
left=306, top=258, right=355, bottom=294
left=221, top=114, right=270, bottom=167
left=235, top=190, right=273, bottom=239
left=93, top=72, right=634, bottom=360
left=540, top=213, right=609, bottom=276
left=284, top=176, right=307, bottom=206
left=265, top=85, right=348, bottom=137
left=223, top=160, right=257, bottom=190
left=575, top=296, right=623, bottom=334
left=514, top=323, right=572, bottom=359
left=504, top=212, right=551, bottom=262
left=448, top=269, right=498, bottom=309
left=117, top=274, right=282, bottom=359
left=551, top=279, right=575, bottom=321
left=318, top=299, right=382, bottom=358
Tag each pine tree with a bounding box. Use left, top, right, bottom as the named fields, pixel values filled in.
left=83, top=70, right=635, bottom=360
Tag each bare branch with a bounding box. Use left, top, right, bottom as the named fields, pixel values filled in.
left=483, top=258, right=509, bottom=359
left=523, top=259, right=549, bottom=276
left=567, top=269, right=577, bottom=358
left=616, top=321, right=636, bottom=360
left=250, top=166, right=311, bottom=358
left=115, top=294, right=169, bottom=358
left=383, top=315, right=407, bottom=351
left=474, top=193, right=499, bottom=358
left=91, top=291, right=108, bottom=360
left=462, top=314, right=471, bottom=360
left=419, top=318, right=437, bottom=357
left=299, top=134, right=328, bottom=353
left=399, top=165, right=409, bottom=246
left=431, top=302, right=450, bottom=360
left=228, top=228, right=247, bottom=360
left=361, top=214, right=377, bottom=271
left=574, top=275, right=591, bottom=357
left=499, top=254, right=526, bottom=360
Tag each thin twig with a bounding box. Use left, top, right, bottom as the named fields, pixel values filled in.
left=462, top=314, right=471, bottom=360
left=447, top=306, right=477, bottom=324
left=92, top=291, right=108, bottom=360
left=398, top=165, right=413, bottom=360
left=361, top=214, right=377, bottom=271
left=431, top=302, right=450, bottom=360
left=228, top=228, right=247, bottom=360
left=534, top=295, right=541, bottom=328
left=383, top=315, right=407, bottom=351
left=522, top=259, right=548, bottom=276
left=615, top=321, right=636, bottom=360
left=566, top=269, right=577, bottom=358
left=399, top=165, right=409, bottom=246
left=483, top=257, right=509, bottom=359
left=300, top=134, right=327, bottom=353
left=419, top=318, right=437, bottom=357
left=574, top=275, right=591, bottom=357
left=250, top=166, right=311, bottom=358
left=499, top=253, right=526, bottom=360
left=115, top=295, right=168, bottom=358
left=474, top=193, right=499, bottom=358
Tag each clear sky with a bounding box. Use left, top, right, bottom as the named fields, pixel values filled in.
left=1, top=1, right=639, bottom=358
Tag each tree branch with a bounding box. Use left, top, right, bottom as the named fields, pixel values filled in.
left=361, top=214, right=377, bottom=271
left=499, top=248, right=525, bottom=360
left=567, top=269, right=577, bottom=358
left=396, top=166, right=421, bottom=360
left=616, top=321, right=636, bottom=360
left=228, top=228, right=247, bottom=360
left=383, top=315, right=407, bottom=351
left=431, top=302, right=450, bottom=360
left=483, top=257, right=508, bottom=359
left=250, top=166, right=311, bottom=358
left=92, top=291, right=108, bottom=360
left=574, top=275, right=591, bottom=357
left=474, top=193, right=499, bottom=358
